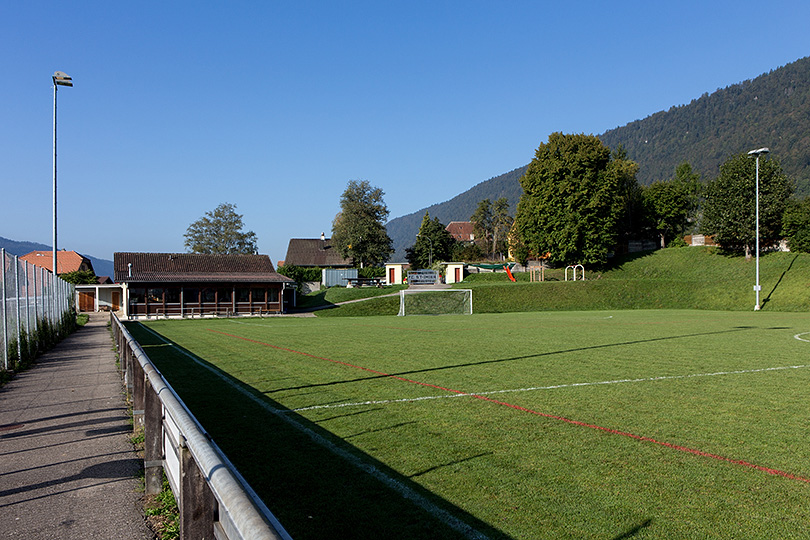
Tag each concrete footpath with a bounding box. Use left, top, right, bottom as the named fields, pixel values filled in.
left=0, top=313, right=154, bottom=539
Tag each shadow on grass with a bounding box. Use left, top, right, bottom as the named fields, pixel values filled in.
left=126, top=322, right=513, bottom=540
left=264, top=325, right=758, bottom=394
left=761, top=254, right=799, bottom=309
left=612, top=518, right=653, bottom=539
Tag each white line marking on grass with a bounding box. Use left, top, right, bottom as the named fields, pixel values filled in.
left=137, top=324, right=491, bottom=540
left=291, top=364, right=810, bottom=412
left=795, top=332, right=810, bottom=343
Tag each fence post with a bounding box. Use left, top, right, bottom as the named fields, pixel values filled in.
left=144, top=371, right=164, bottom=495
left=14, top=255, right=21, bottom=361
left=2, top=249, right=7, bottom=371
left=132, top=345, right=145, bottom=431
left=180, top=443, right=217, bottom=540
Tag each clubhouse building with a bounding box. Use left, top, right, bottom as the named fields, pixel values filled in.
left=114, top=252, right=295, bottom=318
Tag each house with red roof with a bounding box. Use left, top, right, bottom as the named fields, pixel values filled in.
left=20, top=250, right=95, bottom=275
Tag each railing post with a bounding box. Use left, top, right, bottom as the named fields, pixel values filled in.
left=132, top=349, right=145, bottom=430
left=180, top=442, right=217, bottom=540
left=144, top=374, right=164, bottom=495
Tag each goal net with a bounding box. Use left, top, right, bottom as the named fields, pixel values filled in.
left=397, top=289, right=473, bottom=316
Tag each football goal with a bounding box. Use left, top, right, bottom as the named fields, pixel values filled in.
left=397, top=289, right=473, bottom=316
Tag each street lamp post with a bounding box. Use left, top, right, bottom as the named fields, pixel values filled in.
left=748, top=147, right=769, bottom=311
left=52, top=71, right=72, bottom=312
left=416, top=234, right=433, bottom=267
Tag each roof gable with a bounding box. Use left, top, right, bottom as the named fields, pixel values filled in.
left=283, top=238, right=353, bottom=267
left=113, top=252, right=293, bottom=283
left=20, top=250, right=94, bottom=274
left=445, top=221, right=475, bottom=241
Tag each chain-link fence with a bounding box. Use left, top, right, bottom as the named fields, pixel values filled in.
left=2, top=248, right=75, bottom=372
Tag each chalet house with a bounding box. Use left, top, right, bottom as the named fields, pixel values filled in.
left=114, top=252, right=295, bottom=318
left=21, top=250, right=95, bottom=275
left=445, top=222, right=475, bottom=243
left=282, top=235, right=353, bottom=268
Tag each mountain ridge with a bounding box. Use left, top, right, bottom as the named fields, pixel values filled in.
left=386, top=55, right=810, bottom=259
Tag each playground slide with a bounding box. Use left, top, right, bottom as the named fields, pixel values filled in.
left=504, top=265, right=516, bottom=282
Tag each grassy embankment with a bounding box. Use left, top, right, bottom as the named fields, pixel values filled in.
left=310, top=248, right=810, bottom=316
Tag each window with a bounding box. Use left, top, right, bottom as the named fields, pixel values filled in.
left=202, top=288, right=216, bottom=303
left=251, top=288, right=266, bottom=304
left=184, top=288, right=199, bottom=303
left=218, top=288, right=232, bottom=303
left=166, top=288, right=181, bottom=303
left=130, top=288, right=145, bottom=303
left=147, top=288, right=164, bottom=303
left=268, top=287, right=279, bottom=303
left=237, top=288, right=251, bottom=303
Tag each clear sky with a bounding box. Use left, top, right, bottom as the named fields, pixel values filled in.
left=2, top=1, right=809, bottom=266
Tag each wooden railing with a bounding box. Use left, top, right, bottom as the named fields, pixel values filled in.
left=110, top=313, right=292, bottom=540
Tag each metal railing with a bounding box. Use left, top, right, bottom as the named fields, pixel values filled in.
left=2, top=248, right=74, bottom=371
left=110, top=313, right=292, bottom=540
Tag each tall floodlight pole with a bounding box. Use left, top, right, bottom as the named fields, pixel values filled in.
left=748, top=147, right=769, bottom=311
left=52, top=71, right=73, bottom=310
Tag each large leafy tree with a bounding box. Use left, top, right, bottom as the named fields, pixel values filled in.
left=643, top=162, right=702, bottom=247
left=470, top=199, right=493, bottom=253
left=491, top=197, right=513, bottom=259
left=331, top=180, right=393, bottom=267
left=702, top=153, right=793, bottom=258
left=513, top=133, right=639, bottom=266
left=405, top=212, right=455, bottom=269
left=783, top=197, right=810, bottom=253
left=184, top=202, right=258, bottom=254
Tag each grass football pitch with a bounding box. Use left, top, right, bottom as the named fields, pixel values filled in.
left=129, top=309, right=810, bottom=539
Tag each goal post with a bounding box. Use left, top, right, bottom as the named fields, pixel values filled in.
left=397, top=289, right=473, bottom=316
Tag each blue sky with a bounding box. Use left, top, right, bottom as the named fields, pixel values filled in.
left=2, top=1, right=809, bottom=266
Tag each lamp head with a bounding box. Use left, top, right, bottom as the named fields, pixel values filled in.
left=747, top=148, right=769, bottom=157
left=53, top=71, right=73, bottom=87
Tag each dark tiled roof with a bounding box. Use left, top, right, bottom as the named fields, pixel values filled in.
left=283, top=238, right=353, bottom=267
left=113, top=253, right=294, bottom=284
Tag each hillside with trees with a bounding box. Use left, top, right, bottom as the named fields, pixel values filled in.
left=600, top=55, right=810, bottom=194
left=386, top=55, right=810, bottom=260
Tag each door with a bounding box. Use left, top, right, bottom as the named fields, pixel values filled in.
left=111, top=291, right=121, bottom=311
left=389, top=267, right=396, bottom=285
left=78, top=291, right=95, bottom=312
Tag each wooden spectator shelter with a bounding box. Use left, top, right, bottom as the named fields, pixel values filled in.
left=114, top=252, right=295, bottom=318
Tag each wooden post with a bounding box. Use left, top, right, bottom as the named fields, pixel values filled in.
left=180, top=443, right=217, bottom=540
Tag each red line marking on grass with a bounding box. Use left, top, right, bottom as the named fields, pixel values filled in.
left=208, top=329, right=810, bottom=484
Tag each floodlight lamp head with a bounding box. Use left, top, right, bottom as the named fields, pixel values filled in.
left=747, top=147, right=769, bottom=157
left=53, top=71, right=73, bottom=87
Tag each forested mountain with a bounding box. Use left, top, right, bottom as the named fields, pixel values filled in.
left=387, top=166, right=526, bottom=260
left=600, top=55, right=810, bottom=194
left=386, top=55, right=810, bottom=260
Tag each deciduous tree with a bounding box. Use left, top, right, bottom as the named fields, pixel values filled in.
left=643, top=163, right=702, bottom=248
left=782, top=196, right=810, bottom=253
left=331, top=180, right=393, bottom=267
left=184, top=202, right=258, bottom=254
left=513, top=133, right=639, bottom=266
left=702, top=153, right=793, bottom=258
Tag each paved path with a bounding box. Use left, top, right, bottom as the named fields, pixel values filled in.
left=0, top=314, right=154, bottom=539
